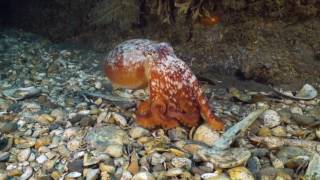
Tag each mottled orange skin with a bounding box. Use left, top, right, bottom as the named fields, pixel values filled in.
left=104, top=39, right=224, bottom=131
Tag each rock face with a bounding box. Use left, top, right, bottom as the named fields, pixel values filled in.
left=1, top=0, right=320, bottom=88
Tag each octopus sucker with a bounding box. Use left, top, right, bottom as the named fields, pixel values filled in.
left=103, top=39, right=224, bottom=131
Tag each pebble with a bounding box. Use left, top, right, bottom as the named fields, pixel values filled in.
left=129, top=127, right=150, bottom=139
left=193, top=124, right=220, bottom=146
left=227, top=166, right=254, bottom=180
left=132, top=172, right=155, bottom=180
left=18, top=148, right=31, bottom=162
left=262, top=110, right=281, bottom=128
left=166, top=168, right=184, bottom=177
left=105, top=144, right=123, bottom=158
left=171, top=157, right=192, bottom=169
left=36, top=154, right=48, bottom=164
left=271, top=126, right=287, bottom=137
left=67, top=138, right=82, bottom=151
left=0, top=152, right=10, bottom=162
left=151, top=153, right=165, bottom=165
left=85, top=168, right=100, bottom=180
left=0, top=122, right=18, bottom=133
left=20, top=166, right=33, bottom=180
left=68, top=159, right=84, bottom=172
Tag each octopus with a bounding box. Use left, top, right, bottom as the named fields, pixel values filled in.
left=104, top=39, right=224, bottom=131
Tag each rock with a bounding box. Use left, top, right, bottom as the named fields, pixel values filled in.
left=151, top=153, right=165, bottom=166
left=63, top=127, right=81, bottom=138
left=66, top=172, right=82, bottom=178
left=50, top=109, right=65, bottom=121
left=262, top=110, right=281, bottom=128
left=67, top=138, right=82, bottom=151
left=132, top=172, right=155, bottom=180
left=99, top=163, right=116, bottom=174
left=0, top=122, right=18, bottom=133
left=110, top=113, right=127, bottom=126
left=291, top=113, right=318, bottom=126
left=85, top=125, right=129, bottom=152
left=17, top=148, right=31, bottom=162
left=94, top=82, right=102, bottom=89
left=36, top=154, right=48, bottom=164
left=20, top=166, right=33, bottom=180
left=171, top=157, right=192, bottom=169
left=290, top=106, right=303, bottom=115
left=68, top=159, right=83, bottom=172
left=105, top=144, right=123, bottom=158
left=85, top=168, right=100, bottom=180
left=79, top=116, right=95, bottom=127
left=227, top=166, right=254, bottom=180
left=0, top=152, right=10, bottom=162
left=165, top=168, right=184, bottom=177
left=193, top=124, right=220, bottom=146
left=276, top=146, right=312, bottom=169
left=168, top=127, right=188, bottom=141
left=271, top=126, right=287, bottom=137
left=35, top=136, right=52, bottom=149
left=128, top=152, right=139, bottom=175
left=258, top=127, right=272, bottom=137
left=129, top=127, right=150, bottom=139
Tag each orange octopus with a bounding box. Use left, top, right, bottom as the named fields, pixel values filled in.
left=104, top=39, right=224, bottom=131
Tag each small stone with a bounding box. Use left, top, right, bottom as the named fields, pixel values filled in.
left=35, top=136, right=52, bottom=149
left=37, top=114, right=55, bottom=124
left=18, top=148, right=31, bottom=162
left=0, top=152, right=10, bottom=162
left=50, top=109, right=65, bottom=121
left=151, top=153, right=165, bottom=165
left=258, top=127, right=272, bottom=137
left=67, top=138, right=82, bottom=151
left=171, top=157, right=192, bottom=169
left=105, top=144, right=123, bottom=158
left=79, top=116, right=95, bottom=127
left=290, top=106, right=303, bottom=115
left=68, top=159, right=83, bottom=172
left=95, top=98, right=103, bottom=106
left=128, top=152, right=139, bottom=175
left=227, top=166, right=254, bottom=180
left=110, top=113, right=127, bottom=126
left=43, top=159, right=57, bottom=172
left=8, top=168, right=22, bottom=176
left=0, top=122, right=18, bottom=133
left=129, top=127, right=150, bottom=139
left=66, top=171, right=82, bottom=178
left=262, top=110, right=281, bottom=128
left=120, top=170, right=132, bottom=180
left=20, top=166, right=33, bottom=180
left=166, top=168, right=184, bottom=177
left=168, top=127, right=188, bottom=141
left=95, top=82, right=102, bottom=89
left=83, top=153, right=101, bottom=166
left=271, top=126, right=287, bottom=137
left=193, top=124, right=220, bottom=146
left=99, top=163, right=116, bottom=174
left=36, top=154, right=48, bottom=164
left=51, top=171, right=62, bottom=180
left=132, top=172, right=155, bottom=180
left=15, top=139, right=35, bottom=149
left=63, top=127, right=80, bottom=138
left=85, top=168, right=100, bottom=180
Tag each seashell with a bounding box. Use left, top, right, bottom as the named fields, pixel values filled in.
left=3, top=86, right=41, bottom=101
left=274, top=84, right=317, bottom=100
